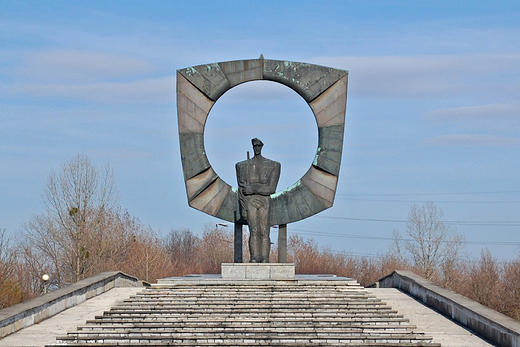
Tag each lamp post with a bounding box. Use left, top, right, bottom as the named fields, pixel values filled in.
left=42, top=274, right=50, bottom=294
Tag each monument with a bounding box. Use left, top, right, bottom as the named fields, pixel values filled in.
left=177, top=56, right=348, bottom=264
left=236, top=138, right=281, bottom=263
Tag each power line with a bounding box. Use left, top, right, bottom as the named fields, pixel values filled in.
left=317, top=216, right=520, bottom=226
left=338, top=190, right=520, bottom=196
left=290, top=228, right=520, bottom=246
left=337, top=198, right=520, bottom=204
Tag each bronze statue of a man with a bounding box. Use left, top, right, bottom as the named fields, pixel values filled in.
left=236, top=138, right=281, bottom=263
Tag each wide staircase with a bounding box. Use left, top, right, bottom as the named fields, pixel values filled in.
left=48, top=280, right=440, bottom=346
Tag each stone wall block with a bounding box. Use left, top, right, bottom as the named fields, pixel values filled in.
left=219, top=59, right=263, bottom=87
left=269, top=182, right=305, bottom=225
left=263, top=59, right=348, bottom=102
left=179, top=133, right=211, bottom=181
left=301, top=167, right=338, bottom=208
left=313, top=150, right=342, bottom=177
left=214, top=188, right=240, bottom=223
left=269, top=181, right=327, bottom=225
left=185, top=168, right=218, bottom=201
left=313, top=124, right=345, bottom=176
left=189, top=178, right=231, bottom=216
left=318, top=124, right=345, bottom=152
left=290, top=186, right=315, bottom=220
left=177, top=73, right=214, bottom=134
left=246, top=265, right=270, bottom=279
left=310, top=75, right=348, bottom=127
left=178, top=63, right=230, bottom=101
left=298, top=183, right=327, bottom=217
left=269, top=189, right=291, bottom=225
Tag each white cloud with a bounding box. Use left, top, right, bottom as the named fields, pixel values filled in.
left=4, top=76, right=176, bottom=104
left=425, top=103, right=520, bottom=121
left=22, top=49, right=157, bottom=82
left=426, top=134, right=520, bottom=146
left=424, top=103, right=520, bottom=133
left=312, top=54, right=520, bottom=98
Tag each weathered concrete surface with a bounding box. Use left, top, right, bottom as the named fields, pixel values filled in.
left=0, top=287, right=142, bottom=347
left=219, top=59, right=263, bottom=88
left=0, top=272, right=140, bottom=339
left=177, top=73, right=214, bottom=134
left=368, top=288, right=495, bottom=347
left=155, top=273, right=357, bottom=287
left=315, top=123, right=345, bottom=176
left=372, top=270, right=520, bottom=347
left=185, top=167, right=218, bottom=201
left=263, top=59, right=348, bottom=103
left=311, top=75, right=348, bottom=127
left=0, top=272, right=509, bottom=347
left=188, top=177, right=231, bottom=216
left=177, top=58, right=348, bottom=226
left=178, top=133, right=211, bottom=181
left=178, top=63, right=230, bottom=101
left=221, top=263, right=295, bottom=280
left=269, top=181, right=326, bottom=225
left=301, top=166, right=338, bottom=208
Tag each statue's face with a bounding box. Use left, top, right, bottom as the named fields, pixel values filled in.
left=253, top=144, right=262, bottom=156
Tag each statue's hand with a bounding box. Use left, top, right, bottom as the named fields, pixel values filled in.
left=250, top=199, right=264, bottom=209
left=246, top=183, right=265, bottom=195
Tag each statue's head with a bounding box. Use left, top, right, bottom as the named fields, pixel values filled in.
left=251, top=138, right=263, bottom=156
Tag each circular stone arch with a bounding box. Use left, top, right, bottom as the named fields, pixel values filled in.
left=177, top=58, right=348, bottom=225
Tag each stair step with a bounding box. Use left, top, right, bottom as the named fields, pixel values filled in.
left=49, top=343, right=439, bottom=347
left=47, top=282, right=438, bottom=346
left=77, top=325, right=417, bottom=332
left=56, top=333, right=436, bottom=342
left=87, top=316, right=411, bottom=324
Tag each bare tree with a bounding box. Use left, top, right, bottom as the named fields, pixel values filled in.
left=121, top=226, right=171, bottom=283
left=197, top=225, right=233, bottom=274
left=465, top=249, right=503, bottom=312
left=502, top=258, right=520, bottom=320
left=22, top=154, right=120, bottom=286
left=0, top=229, right=21, bottom=308
left=0, top=229, right=16, bottom=286
left=393, top=201, right=464, bottom=281
left=164, top=228, right=200, bottom=275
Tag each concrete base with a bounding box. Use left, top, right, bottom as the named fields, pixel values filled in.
left=221, top=263, right=295, bottom=280
left=155, top=274, right=356, bottom=287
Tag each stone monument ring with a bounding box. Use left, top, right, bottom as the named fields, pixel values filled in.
left=177, top=57, right=348, bottom=225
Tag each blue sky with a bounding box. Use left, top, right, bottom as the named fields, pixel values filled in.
left=2, top=1, right=520, bottom=261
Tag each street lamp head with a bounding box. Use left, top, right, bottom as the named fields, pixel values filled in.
left=42, top=274, right=50, bottom=282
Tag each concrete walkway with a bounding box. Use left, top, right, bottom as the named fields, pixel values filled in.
left=0, top=287, right=143, bottom=347
left=367, top=288, right=495, bottom=347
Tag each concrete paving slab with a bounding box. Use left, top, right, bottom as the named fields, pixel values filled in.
left=0, top=287, right=142, bottom=347
left=367, top=288, right=495, bottom=347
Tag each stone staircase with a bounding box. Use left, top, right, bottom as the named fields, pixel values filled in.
left=48, top=280, right=440, bottom=346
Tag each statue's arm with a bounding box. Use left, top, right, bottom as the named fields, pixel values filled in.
left=236, top=162, right=250, bottom=193
left=254, top=162, right=281, bottom=195
left=236, top=163, right=245, bottom=187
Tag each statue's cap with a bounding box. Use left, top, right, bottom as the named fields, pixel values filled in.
left=251, top=138, right=264, bottom=146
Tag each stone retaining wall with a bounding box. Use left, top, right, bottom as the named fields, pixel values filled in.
left=370, top=270, right=520, bottom=347
left=0, top=271, right=142, bottom=339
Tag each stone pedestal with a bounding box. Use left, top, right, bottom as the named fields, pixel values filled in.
left=221, top=263, right=295, bottom=280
